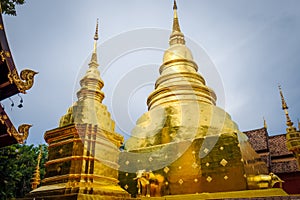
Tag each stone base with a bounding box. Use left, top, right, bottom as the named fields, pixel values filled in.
left=20, top=183, right=132, bottom=200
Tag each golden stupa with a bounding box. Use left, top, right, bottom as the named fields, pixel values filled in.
left=20, top=1, right=291, bottom=199
left=119, top=1, right=284, bottom=197
left=23, top=20, right=131, bottom=200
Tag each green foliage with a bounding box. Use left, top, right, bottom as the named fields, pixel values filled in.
left=0, top=144, right=48, bottom=199
left=0, top=0, right=25, bottom=16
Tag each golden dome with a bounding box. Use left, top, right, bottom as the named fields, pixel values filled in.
left=163, top=44, right=193, bottom=64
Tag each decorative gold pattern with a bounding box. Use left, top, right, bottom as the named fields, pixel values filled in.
left=224, top=176, right=229, bottom=180
left=192, top=162, right=198, bottom=169
left=206, top=176, right=212, bottom=183
left=164, top=166, right=170, bottom=173
left=149, top=156, right=153, bottom=162
left=7, top=124, right=32, bottom=144
left=125, top=160, right=130, bottom=165
left=0, top=24, right=3, bottom=30
left=0, top=114, right=8, bottom=124
left=7, top=69, right=38, bottom=93
left=203, top=148, right=209, bottom=154
left=220, top=159, right=228, bottom=167
left=57, top=167, right=61, bottom=173
left=219, top=146, right=224, bottom=150
left=206, top=162, right=210, bottom=167
left=124, top=184, right=129, bottom=190
left=178, top=179, right=183, bottom=185
left=194, top=178, right=198, bottom=183
left=0, top=50, right=5, bottom=62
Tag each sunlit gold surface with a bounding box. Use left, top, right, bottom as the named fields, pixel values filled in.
left=121, top=1, right=271, bottom=196
left=279, top=86, right=300, bottom=170
left=26, top=22, right=131, bottom=200
left=31, top=145, right=42, bottom=190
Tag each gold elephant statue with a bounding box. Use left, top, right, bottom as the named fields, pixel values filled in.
left=134, top=170, right=165, bottom=197
left=247, top=173, right=284, bottom=189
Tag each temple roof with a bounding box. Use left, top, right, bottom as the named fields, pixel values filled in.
left=0, top=12, right=36, bottom=147
left=244, top=127, right=299, bottom=174
left=269, top=134, right=294, bottom=157
left=244, top=128, right=269, bottom=152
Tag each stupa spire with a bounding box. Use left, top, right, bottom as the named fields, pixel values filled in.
left=31, top=145, right=42, bottom=190
left=169, top=0, right=185, bottom=45
left=93, top=18, right=99, bottom=53
left=278, top=85, right=295, bottom=130
left=90, top=19, right=99, bottom=67
left=172, top=0, right=180, bottom=32
left=263, top=117, right=267, bottom=129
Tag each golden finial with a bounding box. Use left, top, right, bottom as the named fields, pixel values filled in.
left=172, top=0, right=181, bottom=32
left=173, top=0, right=177, bottom=10
left=298, top=118, right=300, bottom=131
left=169, top=0, right=185, bottom=45
left=278, top=85, right=294, bottom=128
left=31, top=145, right=42, bottom=190
left=94, top=18, right=99, bottom=41
left=93, top=19, right=99, bottom=54
left=263, top=117, right=267, bottom=129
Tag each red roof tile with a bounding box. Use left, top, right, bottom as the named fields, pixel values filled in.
left=244, top=128, right=268, bottom=152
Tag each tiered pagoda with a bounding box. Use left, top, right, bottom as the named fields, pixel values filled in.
left=119, top=0, right=283, bottom=197
left=24, top=21, right=131, bottom=200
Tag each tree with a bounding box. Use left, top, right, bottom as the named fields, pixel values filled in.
left=0, top=144, right=48, bottom=199
left=0, top=0, right=25, bottom=16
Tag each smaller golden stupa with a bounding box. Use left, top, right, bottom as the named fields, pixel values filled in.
left=279, top=85, right=300, bottom=169
left=24, top=20, right=131, bottom=200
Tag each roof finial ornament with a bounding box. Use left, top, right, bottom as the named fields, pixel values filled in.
left=278, top=85, right=294, bottom=129
left=263, top=117, right=267, bottom=129
left=298, top=118, right=300, bottom=131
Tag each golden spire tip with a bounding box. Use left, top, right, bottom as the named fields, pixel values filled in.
left=94, top=18, right=99, bottom=41
left=278, top=84, right=294, bottom=129
left=278, top=84, right=288, bottom=110
left=173, top=0, right=177, bottom=10
left=263, top=117, right=267, bottom=129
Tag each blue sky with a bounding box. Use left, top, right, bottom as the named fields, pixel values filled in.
left=2, top=0, right=300, bottom=145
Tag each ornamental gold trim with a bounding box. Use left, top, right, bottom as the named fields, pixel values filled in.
left=0, top=114, right=8, bottom=124
left=7, top=124, right=32, bottom=144
left=7, top=69, right=38, bottom=93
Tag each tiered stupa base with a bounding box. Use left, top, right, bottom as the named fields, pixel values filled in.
left=22, top=184, right=132, bottom=200
left=120, top=132, right=268, bottom=196
left=22, top=123, right=131, bottom=200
